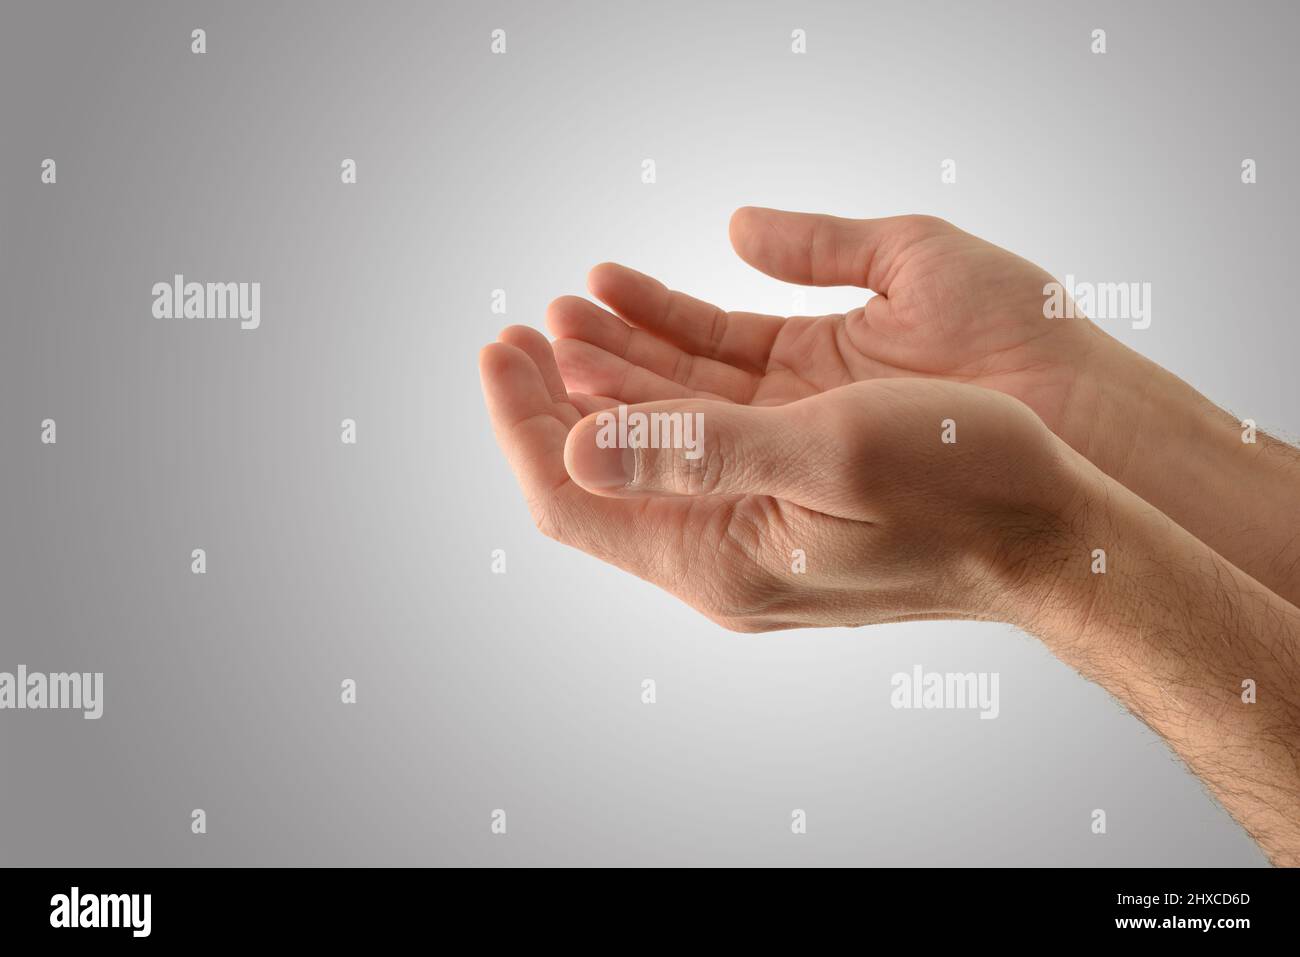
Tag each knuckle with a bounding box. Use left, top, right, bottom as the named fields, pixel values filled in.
left=642, top=441, right=725, bottom=496
left=825, top=415, right=871, bottom=467
left=792, top=411, right=867, bottom=492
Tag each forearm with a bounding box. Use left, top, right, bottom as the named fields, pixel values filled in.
left=1069, top=332, right=1300, bottom=607
left=1027, top=462, right=1300, bottom=865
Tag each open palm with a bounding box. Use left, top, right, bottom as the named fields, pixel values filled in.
left=481, top=324, right=1074, bottom=633
left=548, top=207, right=1110, bottom=449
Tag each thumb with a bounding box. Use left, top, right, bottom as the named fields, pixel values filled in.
left=728, top=206, right=950, bottom=294
left=564, top=399, right=825, bottom=503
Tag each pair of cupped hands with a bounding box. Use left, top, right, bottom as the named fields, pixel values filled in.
left=480, top=208, right=1139, bottom=635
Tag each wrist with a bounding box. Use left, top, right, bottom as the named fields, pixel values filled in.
left=1013, top=449, right=1283, bottom=689
left=1001, top=460, right=1173, bottom=691
left=1065, top=331, right=1205, bottom=490
left=1072, top=334, right=1300, bottom=604
left=974, top=437, right=1106, bottom=638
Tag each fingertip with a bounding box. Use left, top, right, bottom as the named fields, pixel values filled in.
left=585, top=262, right=621, bottom=302
left=730, top=203, right=773, bottom=229
left=479, top=340, right=521, bottom=378
left=729, top=205, right=762, bottom=231
left=563, top=411, right=634, bottom=492
left=497, top=324, right=546, bottom=349
left=479, top=342, right=546, bottom=415
left=587, top=262, right=651, bottom=305
left=728, top=205, right=775, bottom=259
left=479, top=342, right=529, bottom=415
left=544, top=295, right=590, bottom=336
left=586, top=261, right=622, bottom=292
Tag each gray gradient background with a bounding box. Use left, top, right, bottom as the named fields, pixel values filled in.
left=1, top=0, right=1296, bottom=866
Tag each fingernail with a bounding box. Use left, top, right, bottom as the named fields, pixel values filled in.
left=569, top=432, right=636, bottom=489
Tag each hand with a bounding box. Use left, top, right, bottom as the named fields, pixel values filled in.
left=548, top=207, right=1300, bottom=608
left=481, top=325, right=1077, bottom=633
left=548, top=208, right=1108, bottom=452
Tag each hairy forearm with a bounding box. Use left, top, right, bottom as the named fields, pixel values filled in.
left=1027, top=464, right=1300, bottom=865
left=1069, top=333, right=1300, bottom=608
